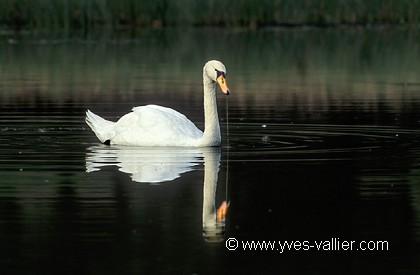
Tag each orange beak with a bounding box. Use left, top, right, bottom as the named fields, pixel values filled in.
left=216, top=201, right=228, bottom=222
left=217, top=75, right=230, bottom=95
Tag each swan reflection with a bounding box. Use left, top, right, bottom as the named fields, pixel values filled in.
left=86, top=145, right=227, bottom=242
left=86, top=145, right=205, bottom=183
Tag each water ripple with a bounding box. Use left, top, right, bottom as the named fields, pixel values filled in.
left=224, top=123, right=420, bottom=161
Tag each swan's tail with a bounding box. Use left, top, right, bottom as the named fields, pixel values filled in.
left=85, top=110, right=115, bottom=144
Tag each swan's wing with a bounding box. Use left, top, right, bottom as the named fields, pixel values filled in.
left=133, top=105, right=203, bottom=137
left=111, top=105, right=203, bottom=146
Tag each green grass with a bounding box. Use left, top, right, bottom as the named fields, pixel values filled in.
left=1, top=0, right=419, bottom=30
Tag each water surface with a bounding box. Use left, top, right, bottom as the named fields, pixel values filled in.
left=1, top=27, right=420, bottom=274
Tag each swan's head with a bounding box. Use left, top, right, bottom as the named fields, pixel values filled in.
left=204, top=60, right=230, bottom=95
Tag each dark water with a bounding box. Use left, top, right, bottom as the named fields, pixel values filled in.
left=1, top=28, right=420, bottom=274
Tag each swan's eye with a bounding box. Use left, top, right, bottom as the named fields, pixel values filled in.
left=215, top=69, right=225, bottom=79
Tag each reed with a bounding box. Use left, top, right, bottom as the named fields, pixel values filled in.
left=0, top=0, right=419, bottom=30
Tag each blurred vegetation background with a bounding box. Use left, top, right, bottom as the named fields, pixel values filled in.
left=1, top=0, right=419, bottom=30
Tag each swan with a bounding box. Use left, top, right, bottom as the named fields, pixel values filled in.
left=85, top=60, right=230, bottom=147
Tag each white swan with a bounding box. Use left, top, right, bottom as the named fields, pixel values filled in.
left=85, top=60, right=230, bottom=147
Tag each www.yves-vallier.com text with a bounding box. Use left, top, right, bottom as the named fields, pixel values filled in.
left=225, top=238, right=389, bottom=253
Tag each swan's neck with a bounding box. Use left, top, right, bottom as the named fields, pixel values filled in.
left=201, top=74, right=221, bottom=146
left=202, top=149, right=223, bottom=242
